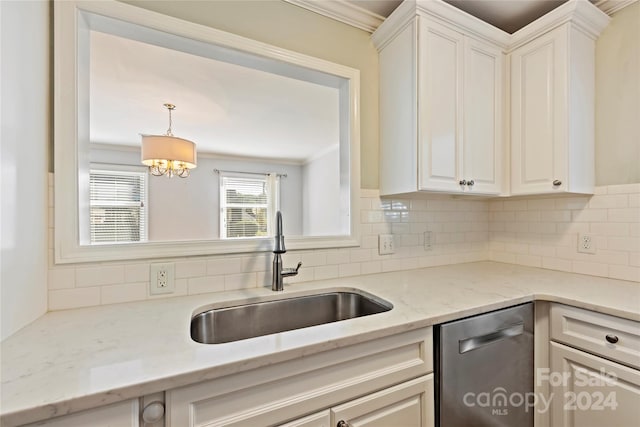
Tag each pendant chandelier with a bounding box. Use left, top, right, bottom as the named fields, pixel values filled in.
left=141, top=103, right=197, bottom=178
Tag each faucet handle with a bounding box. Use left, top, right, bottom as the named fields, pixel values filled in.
left=282, top=262, right=303, bottom=277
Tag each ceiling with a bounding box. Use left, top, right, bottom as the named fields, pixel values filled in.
left=90, top=31, right=340, bottom=162
left=342, top=0, right=617, bottom=33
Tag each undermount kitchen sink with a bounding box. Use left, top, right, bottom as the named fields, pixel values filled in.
left=190, top=290, right=393, bottom=344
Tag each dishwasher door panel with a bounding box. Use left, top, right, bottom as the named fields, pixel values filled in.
left=437, top=303, right=534, bottom=427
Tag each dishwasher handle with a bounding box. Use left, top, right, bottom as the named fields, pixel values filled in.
left=459, top=323, right=525, bottom=354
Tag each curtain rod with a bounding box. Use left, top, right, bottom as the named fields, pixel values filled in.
left=213, top=169, right=287, bottom=178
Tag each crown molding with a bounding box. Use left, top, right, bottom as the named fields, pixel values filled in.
left=284, top=0, right=385, bottom=33
left=286, top=0, right=635, bottom=35
left=593, top=0, right=638, bottom=15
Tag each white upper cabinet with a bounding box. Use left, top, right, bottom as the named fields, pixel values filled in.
left=373, top=0, right=609, bottom=197
left=374, top=1, right=507, bottom=196
left=462, top=37, right=504, bottom=195
left=510, top=21, right=604, bottom=195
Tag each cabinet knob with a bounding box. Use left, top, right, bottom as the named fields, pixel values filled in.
left=337, top=421, right=352, bottom=427
left=467, top=180, right=474, bottom=187
left=459, top=180, right=467, bottom=186
left=553, top=180, right=562, bottom=186
left=605, top=334, right=619, bottom=344
left=142, top=401, right=165, bottom=424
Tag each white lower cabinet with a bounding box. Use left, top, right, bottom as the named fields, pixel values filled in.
left=279, top=374, right=434, bottom=427
left=23, top=399, right=140, bottom=427
left=547, top=304, right=640, bottom=427
left=330, top=375, right=433, bottom=427
left=281, top=375, right=434, bottom=427
left=549, top=342, right=640, bottom=427
left=166, top=327, right=433, bottom=427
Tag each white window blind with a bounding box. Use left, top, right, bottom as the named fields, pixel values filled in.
left=89, top=169, right=148, bottom=244
left=220, top=174, right=279, bottom=239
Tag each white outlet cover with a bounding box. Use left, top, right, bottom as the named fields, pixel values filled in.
left=577, top=233, right=596, bottom=254
left=150, top=263, right=175, bottom=295
left=378, top=234, right=395, bottom=255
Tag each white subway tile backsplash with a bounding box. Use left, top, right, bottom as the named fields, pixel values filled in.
left=175, top=260, right=206, bottom=279
left=542, top=257, right=572, bottom=272
left=48, top=268, right=75, bottom=290
left=607, top=183, right=640, bottom=194
left=572, top=261, right=608, bottom=277
left=490, top=184, right=639, bottom=282
left=339, top=263, right=361, bottom=277
left=76, top=266, right=125, bottom=288
left=608, top=207, right=640, bottom=223
left=572, top=209, right=607, bottom=222
left=224, top=273, right=256, bottom=291
left=589, top=194, right=628, bottom=209
left=188, top=276, right=225, bottom=295
left=124, top=264, right=150, bottom=283
left=515, top=254, right=541, bottom=268
left=206, top=257, right=242, bottom=276
left=608, top=265, right=640, bottom=282
left=101, top=283, right=147, bottom=305
left=49, top=287, right=101, bottom=310
left=241, top=254, right=271, bottom=273
left=313, top=265, right=340, bottom=281
left=360, top=261, right=382, bottom=275
left=46, top=178, right=639, bottom=311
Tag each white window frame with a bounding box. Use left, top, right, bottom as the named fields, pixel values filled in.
left=53, top=0, right=360, bottom=263
left=89, top=163, right=149, bottom=244
left=219, top=173, right=280, bottom=240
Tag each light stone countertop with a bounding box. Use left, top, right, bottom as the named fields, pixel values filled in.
left=1, top=261, right=639, bottom=425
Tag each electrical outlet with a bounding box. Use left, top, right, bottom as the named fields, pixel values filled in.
left=150, top=263, right=175, bottom=295
left=424, top=231, right=432, bottom=251
left=577, top=233, right=596, bottom=254
left=378, top=234, right=395, bottom=255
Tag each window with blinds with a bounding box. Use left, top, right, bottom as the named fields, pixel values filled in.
left=89, top=169, right=148, bottom=244
left=220, top=175, right=277, bottom=239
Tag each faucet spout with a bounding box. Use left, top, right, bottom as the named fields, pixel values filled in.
left=273, top=211, right=286, bottom=254
left=272, top=211, right=301, bottom=291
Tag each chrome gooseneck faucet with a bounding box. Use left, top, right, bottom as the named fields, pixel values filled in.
left=272, top=211, right=302, bottom=291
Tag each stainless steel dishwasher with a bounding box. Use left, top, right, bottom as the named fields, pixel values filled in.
left=435, top=302, right=534, bottom=427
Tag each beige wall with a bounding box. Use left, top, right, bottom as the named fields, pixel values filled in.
left=124, top=0, right=380, bottom=189
left=595, top=2, right=640, bottom=185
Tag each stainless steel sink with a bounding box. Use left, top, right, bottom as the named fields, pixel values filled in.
left=190, top=291, right=393, bottom=344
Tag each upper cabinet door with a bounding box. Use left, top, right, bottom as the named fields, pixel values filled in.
left=463, top=37, right=504, bottom=195
left=418, top=19, right=464, bottom=193
left=510, top=26, right=568, bottom=195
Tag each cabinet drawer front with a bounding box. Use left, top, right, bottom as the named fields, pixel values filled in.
left=167, top=328, right=432, bottom=427
left=550, top=304, right=640, bottom=369
left=331, top=375, right=434, bottom=427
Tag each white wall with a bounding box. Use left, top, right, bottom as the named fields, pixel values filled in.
left=123, top=0, right=380, bottom=189
left=302, top=146, right=341, bottom=235
left=0, top=0, right=49, bottom=341
left=90, top=146, right=303, bottom=240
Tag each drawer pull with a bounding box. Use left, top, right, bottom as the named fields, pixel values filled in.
left=337, top=421, right=352, bottom=427
left=605, top=334, right=619, bottom=344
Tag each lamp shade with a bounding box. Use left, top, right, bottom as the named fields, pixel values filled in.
left=140, top=135, right=197, bottom=169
